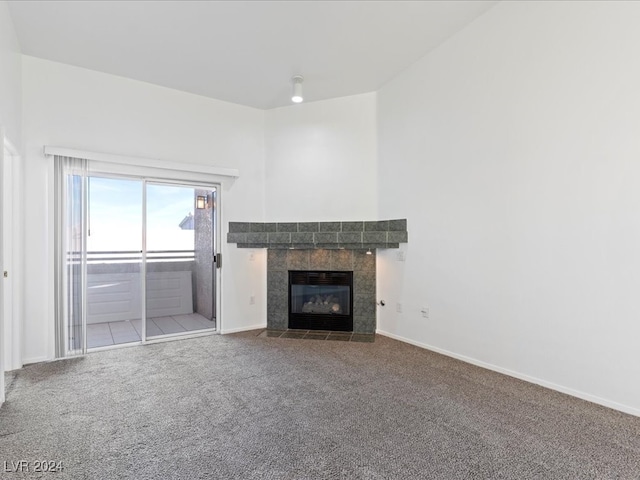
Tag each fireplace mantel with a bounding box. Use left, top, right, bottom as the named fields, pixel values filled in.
left=227, top=219, right=408, bottom=250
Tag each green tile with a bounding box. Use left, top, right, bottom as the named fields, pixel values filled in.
left=363, top=231, right=386, bottom=243
left=265, top=330, right=284, bottom=337
left=281, top=332, right=307, bottom=339
left=298, top=222, right=319, bottom=232
left=338, top=232, right=363, bottom=244
left=319, top=222, right=341, bottom=232
left=314, top=232, right=338, bottom=244
left=291, top=232, right=314, bottom=243
left=387, top=231, right=408, bottom=243
left=269, top=232, right=291, bottom=244
left=229, top=222, right=251, bottom=233
left=388, top=219, right=407, bottom=231
left=364, top=220, right=389, bottom=231
left=327, top=335, right=352, bottom=342
left=351, top=334, right=375, bottom=343
left=277, top=222, right=298, bottom=232
left=341, top=221, right=364, bottom=232
left=304, top=333, right=329, bottom=340
left=227, top=232, right=246, bottom=243
left=246, top=232, right=268, bottom=243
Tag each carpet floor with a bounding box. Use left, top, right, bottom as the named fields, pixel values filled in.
left=1, top=331, right=639, bottom=479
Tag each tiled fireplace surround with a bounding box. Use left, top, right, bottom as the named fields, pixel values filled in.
left=227, top=219, right=408, bottom=335
left=268, top=249, right=375, bottom=333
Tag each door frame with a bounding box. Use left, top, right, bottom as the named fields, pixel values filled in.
left=47, top=146, right=236, bottom=358
left=142, top=179, right=220, bottom=343
left=1, top=134, right=23, bottom=403
left=1, top=134, right=5, bottom=404
left=57, top=167, right=223, bottom=355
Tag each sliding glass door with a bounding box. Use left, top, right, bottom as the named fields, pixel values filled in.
left=56, top=161, right=219, bottom=356
left=85, top=176, right=144, bottom=348
left=145, top=183, right=216, bottom=339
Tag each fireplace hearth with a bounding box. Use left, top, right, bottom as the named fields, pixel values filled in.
left=289, top=271, right=353, bottom=331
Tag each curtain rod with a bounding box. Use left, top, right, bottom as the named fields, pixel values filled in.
left=43, top=146, right=240, bottom=178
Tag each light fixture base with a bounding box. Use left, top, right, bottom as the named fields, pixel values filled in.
left=291, top=75, right=304, bottom=103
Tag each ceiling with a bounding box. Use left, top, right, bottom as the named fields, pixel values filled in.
left=8, top=1, right=498, bottom=110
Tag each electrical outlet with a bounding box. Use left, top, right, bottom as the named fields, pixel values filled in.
left=250, top=295, right=255, bottom=305
left=396, top=302, right=402, bottom=313
left=397, top=251, right=405, bottom=262
left=249, top=252, right=255, bottom=262
left=421, top=307, right=429, bottom=318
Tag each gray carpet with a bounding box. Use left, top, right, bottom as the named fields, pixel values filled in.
left=1, top=331, right=639, bottom=479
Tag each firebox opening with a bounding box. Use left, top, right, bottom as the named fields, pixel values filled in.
left=288, top=271, right=353, bottom=332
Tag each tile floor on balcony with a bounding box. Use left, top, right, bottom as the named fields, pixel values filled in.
left=87, top=313, right=215, bottom=348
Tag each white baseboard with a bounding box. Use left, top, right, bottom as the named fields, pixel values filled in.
left=21, top=356, right=49, bottom=366
left=220, top=323, right=266, bottom=334
left=376, top=329, right=640, bottom=418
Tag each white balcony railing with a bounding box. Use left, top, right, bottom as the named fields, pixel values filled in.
left=67, top=250, right=196, bottom=264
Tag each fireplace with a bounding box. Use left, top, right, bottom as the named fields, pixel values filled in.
left=229, top=219, right=408, bottom=334
left=264, top=249, right=377, bottom=334
left=289, top=271, right=353, bottom=332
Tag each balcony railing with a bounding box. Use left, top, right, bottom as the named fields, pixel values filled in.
left=73, top=250, right=196, bottom=264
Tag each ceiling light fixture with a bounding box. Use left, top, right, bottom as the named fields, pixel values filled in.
left=291, top=75, right=304, bottom=103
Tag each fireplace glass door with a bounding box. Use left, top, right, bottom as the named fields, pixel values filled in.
left=289, top=271, right=353, bottom=331
left=290, top=284, right=350, bottom=315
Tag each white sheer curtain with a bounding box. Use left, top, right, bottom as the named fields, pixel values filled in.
left=54, top=156, right=88, bottom=357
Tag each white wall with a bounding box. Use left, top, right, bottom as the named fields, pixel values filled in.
left=377, top=1, right=640, bottom=415
left=224, top=93, right=378, bottom=332
left=21, top=56, right=266, bottom=362
left=264, top=93, right=377, bottom=221
left=0, top=0, right=21, bottom=148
